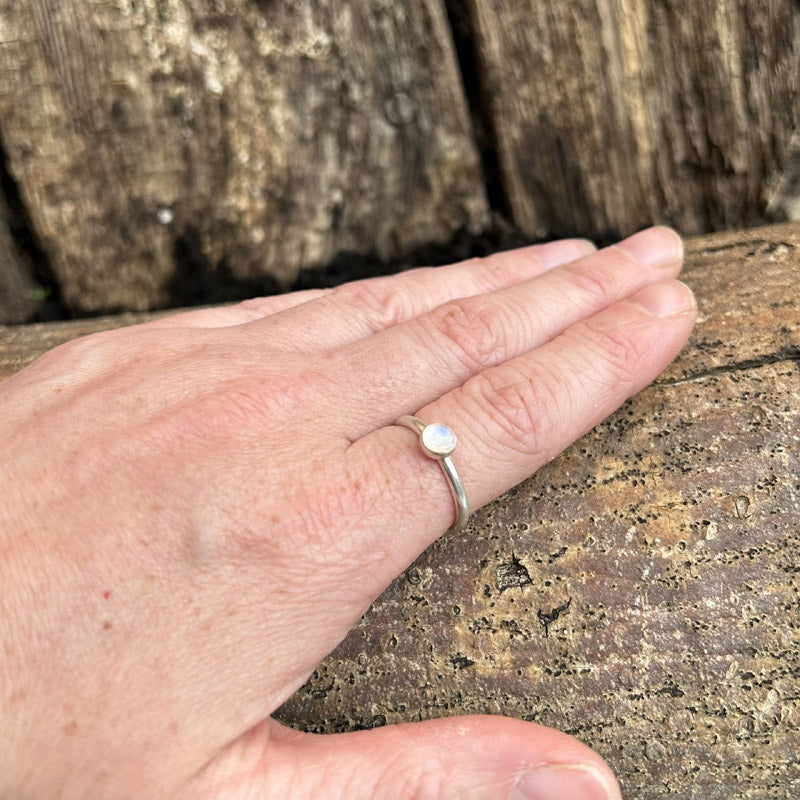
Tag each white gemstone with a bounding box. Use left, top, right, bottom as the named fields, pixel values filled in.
left=421, top=423, right=457, bottom=457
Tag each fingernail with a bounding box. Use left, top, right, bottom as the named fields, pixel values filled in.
left=571, top=238, right=598, bottom=254
left=629, top=280, right=695, bottom=318
left=536, top=238, right=598, bottom=269
left=512, top=763, right=619, bottom=800
left=615, top=226, right=683, bottom=268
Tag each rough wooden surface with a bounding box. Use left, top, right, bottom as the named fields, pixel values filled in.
left=464, top=0, right=800, bottom=240
left=0, top=0, right=487, bottom=316
left=3, top=1, right=800, bottom=324
left=2, top=225, right=800, bottom=798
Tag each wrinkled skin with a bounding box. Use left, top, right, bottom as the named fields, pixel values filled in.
left=0, top=227, right=694, bottom=800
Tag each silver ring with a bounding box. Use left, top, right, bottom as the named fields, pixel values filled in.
left=396, top=415, right=469, bottom=532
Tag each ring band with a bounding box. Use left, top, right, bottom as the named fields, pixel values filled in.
left=396, top=415, right=469, bottom=532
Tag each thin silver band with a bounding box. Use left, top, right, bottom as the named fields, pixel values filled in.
left=396, top=415, right=469, bottom=532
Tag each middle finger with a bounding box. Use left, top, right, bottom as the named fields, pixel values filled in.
left=243, top=238, right=596, bottom=352
left=334, top=227, right=683, bottom=440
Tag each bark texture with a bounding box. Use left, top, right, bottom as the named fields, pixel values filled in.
left=0, top=1, right=487, bottom=316
left=464, top=0, right=800, bottom=240
left=2, top=223, right=799, bottom=798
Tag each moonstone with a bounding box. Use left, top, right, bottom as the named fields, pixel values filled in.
left=421, top=423, right=457, bottom=458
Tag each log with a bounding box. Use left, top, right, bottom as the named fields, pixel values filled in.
left=1, top=223, right=799, bottom=799
left=0, top=1, right=487, bottom=315
left=462, top=0, right=800, bottom=241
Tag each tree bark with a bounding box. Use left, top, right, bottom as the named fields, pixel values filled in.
left=462, top=0, right=800, bottom=241
left=1, top=229, right=799, bottom=798
left=0, top=1, right=487, bottom=316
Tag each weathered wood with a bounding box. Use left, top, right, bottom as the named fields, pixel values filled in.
left=0, top=308, right=167, bottom=378
left=1, top=223, right=799, bottom=799
left=464, top=0, right=800, bottom=240
left=0, top=1, right=487, bottom=315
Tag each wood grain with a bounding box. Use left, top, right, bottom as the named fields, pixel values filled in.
left=0, top=1, right=487, bottom=315
left=2, top=223, right=799, bottom=799
left=464, top=0, right=800, bottom=240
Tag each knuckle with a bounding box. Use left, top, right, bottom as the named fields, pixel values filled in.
left=299, top=471, right=372, bottom=553
left=562, top=260, right=621, bottom=307
left=466, top=253, right=528, bottom=291
left=425, top=297, right=509, bottom=370
left=466, top=366, right=557, bottom=459
left=228, top=455, right=380, bottom=566
left=373, top=754, right=445, bottom=800
left=42, top=330, right=112, bottom=368
left=331, top=277, right=416, bottom=332
left=580, top=318, right=648, bottom=386
left=181, top=368, right=330, bottom=435
left=189, top=380, right=274, bottom=432
left=228, top=297, right=272, bottom=319
left=32, top=330, right=145, bottom=383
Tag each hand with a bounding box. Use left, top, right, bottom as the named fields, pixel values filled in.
left=0, top=227, right=694, bottom=799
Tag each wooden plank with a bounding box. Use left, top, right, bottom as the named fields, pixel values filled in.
left=2, top=222, right=799, bottom=798
left=0, top=0, right=487, bottom=315
left=463, top=0, right=800, bottom=240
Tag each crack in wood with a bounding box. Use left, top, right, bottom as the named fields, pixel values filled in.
left=442, top=0, right=511, bottom=218
left=659, top=348, right=800, bottom=386
left=0, top=130, right=64, bottom=321
left=689, top=238, right=798, bottom=256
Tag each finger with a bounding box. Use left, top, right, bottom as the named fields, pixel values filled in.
left=336, top=227, right=683, bottom=438
left=190, top=716, right=621, bottom=800
left=349, top=279, right=696, bottom=561
left=137, top=288, right=330, bottom=329
left=144, top=239, right=591, bottom=332
left=244, top=238, right=597, bottom=351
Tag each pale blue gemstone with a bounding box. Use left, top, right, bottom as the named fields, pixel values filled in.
left=421, top=423, right=457, bottom=457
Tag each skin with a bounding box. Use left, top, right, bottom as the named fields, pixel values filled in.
left=0, top=226, right=695, bottom=800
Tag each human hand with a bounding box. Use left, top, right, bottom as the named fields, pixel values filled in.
left=0, top=227, right=694, bottom=799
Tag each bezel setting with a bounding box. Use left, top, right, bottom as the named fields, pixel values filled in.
left=420, top=422, right=458, bottom=459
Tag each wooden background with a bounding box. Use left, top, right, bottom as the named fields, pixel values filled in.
left=1, top=0, right=799, bottom=323
left=2, top=3, right=800, bottom=799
